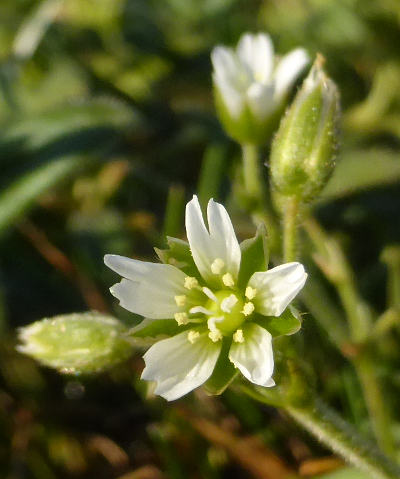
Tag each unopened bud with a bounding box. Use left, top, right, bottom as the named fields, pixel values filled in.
left=270, top=55, right=340, bottom=202
left=17, top=312, right=132, bottom=374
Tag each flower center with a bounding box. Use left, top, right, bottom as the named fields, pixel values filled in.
left=206, top=290, right=245, bottom=335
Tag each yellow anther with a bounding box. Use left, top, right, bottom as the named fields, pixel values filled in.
left=174, top=295, right=187, bottom=307
left=242, top=302, right=255, bottom=316
left=208, top=330, right=223, bottom=342
left=175, top=312, right=189, bottom=325
left=188, top=330, right=200, bottom=343
left=245, top=286, right=257, bottom=300
left=184, top=276, right=199, bottom=290
left=233, top=329, right=245, bottom=343
left=222, top=273, right=235, bottom=287
left=211, top=258, right=225, bottom=274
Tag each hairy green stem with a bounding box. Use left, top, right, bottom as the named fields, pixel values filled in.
left=286, top=399, right=400, bottom=479
left=241, top=385, right=400, bottom=479
left=283, top=196, right=299, bottom=262
left=303, top=217, right=395, bottom=457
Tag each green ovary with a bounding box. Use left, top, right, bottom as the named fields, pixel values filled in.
left=206, top=290, right=245, bottom=335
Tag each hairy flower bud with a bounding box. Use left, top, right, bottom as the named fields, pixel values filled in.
left=270, top=55, right=340, bottom=202
left=17, top=312, right=132, bottom=374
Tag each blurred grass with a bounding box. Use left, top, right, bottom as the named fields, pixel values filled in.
left=0, top=0, right=400, bottom=478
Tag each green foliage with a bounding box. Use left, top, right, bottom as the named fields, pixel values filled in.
left=254, top=306, right=302, bottom=338
left=155, top=237, right=199, bottom=277
left=1, top=0, right=400, bottom=477
left=130, top=318, right=184, bottom=339
left=204, top=338, right=238, bottom=395
left=237, top=223, right=269, bottom=288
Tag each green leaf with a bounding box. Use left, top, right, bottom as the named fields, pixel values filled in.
left=0, top=154, right=91, bottom=236
left=238, top=224, right=269, bottom=289
left=155, top=237, right=198, bottom=277
left=314, top=467, right=371, bottom=479
left=130, top=318, right=184, bottom=339
left=254, top=306, right=302, bottom=337
left=0, top=99, right=140, bottom=236
left=17, top=312, right=133, bottom=374
left=204, top=338, right=238, bottom=395
left=320, top=148, right=400, bottom=203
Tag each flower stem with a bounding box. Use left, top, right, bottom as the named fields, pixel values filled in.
left=286, top=399, right=400, bottom=479
left=303, top=217, right=396, bottom=457
left=283, top=196, right=300, bottom=262
left=241, top=385, right=400, bottom=479
left=241, top=143, right=279, bottom=252
left=242, top=143, right=263, bottom=201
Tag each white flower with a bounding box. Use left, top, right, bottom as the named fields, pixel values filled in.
left=105, top=196, right=307, bottom=401
left=211, top=32, right=309, bottom=121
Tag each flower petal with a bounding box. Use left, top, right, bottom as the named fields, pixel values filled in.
left=246, top=82, right=275, bottom=120
left=273, top=48, right=309, bottom=101
left=248, top=262, right=307, bottom=316
left=104, top=255, right=188, bottom=319
left=185, top=196, right=241, bottom=284
left=211, top=46, right=247, bottom=117
left=211, top=47, right=236, bottom=80
left=142, top=330, right=222, bottom=400
left=229, top=323, right=274, bottom=386
left=237, top=33, right=274, bottom=83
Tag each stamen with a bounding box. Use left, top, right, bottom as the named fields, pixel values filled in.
left=184, top=276, right=199, bottom=290
left=220, top=294, right=238, bottom=313
left=175, top=312, right=189, bottom=325
left=208, top=330, right=223, bottom=342
left=174, top=295, right=186, bottom=307
left=211, top=258, right=225, bottom=274
left=207, top=316, right=224, bottom=332
left=245, top=286, right=257, bottom=300
left=222, top=273, right=235, bottom=287
left=242, top=302, right=255, bottom=316
left=188, top=330, right=200, bottom=343
left=233, top=329, right=245, bottom=343
left=190, top=306, right=214, bottom=316
left=202, top=287, right=217, bottom=302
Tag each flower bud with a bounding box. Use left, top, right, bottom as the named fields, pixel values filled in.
left=211, top=33, right=309, bottom=145
left=17, top=312, right=132, bottom=374
left=270, top=55, right=340, bottom=202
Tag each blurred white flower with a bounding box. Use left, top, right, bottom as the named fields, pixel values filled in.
left=211, top=33, right=309, bottom=144
left=105, top=196, right=307, bottom=400
left=212, top=32, right=309, bottom=121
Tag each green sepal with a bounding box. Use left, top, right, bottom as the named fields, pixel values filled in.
left=204, top=338, right=238, bottom=395
left=17, top=312, right=133, bottom=374
left=253, top=306, right=302, bottom=337
left=214, top=85, right=283, bottom=145
left=130, top=318, right=186, bottom=339
left=155, top=237, right=198, bottom=277
left=238, top=224, right=269, bottom=289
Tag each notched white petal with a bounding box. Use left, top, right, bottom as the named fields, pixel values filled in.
left=229, top=323, right=274, bottom=387
left=237, top=33, right=274, bottom=83
left=105, top=255, right=188, bottom=319
left=142, top=331, right=221, bottom=401
left=249, top=262, right=307, bottom=316
left=185, top=196, right=241, bottom=284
